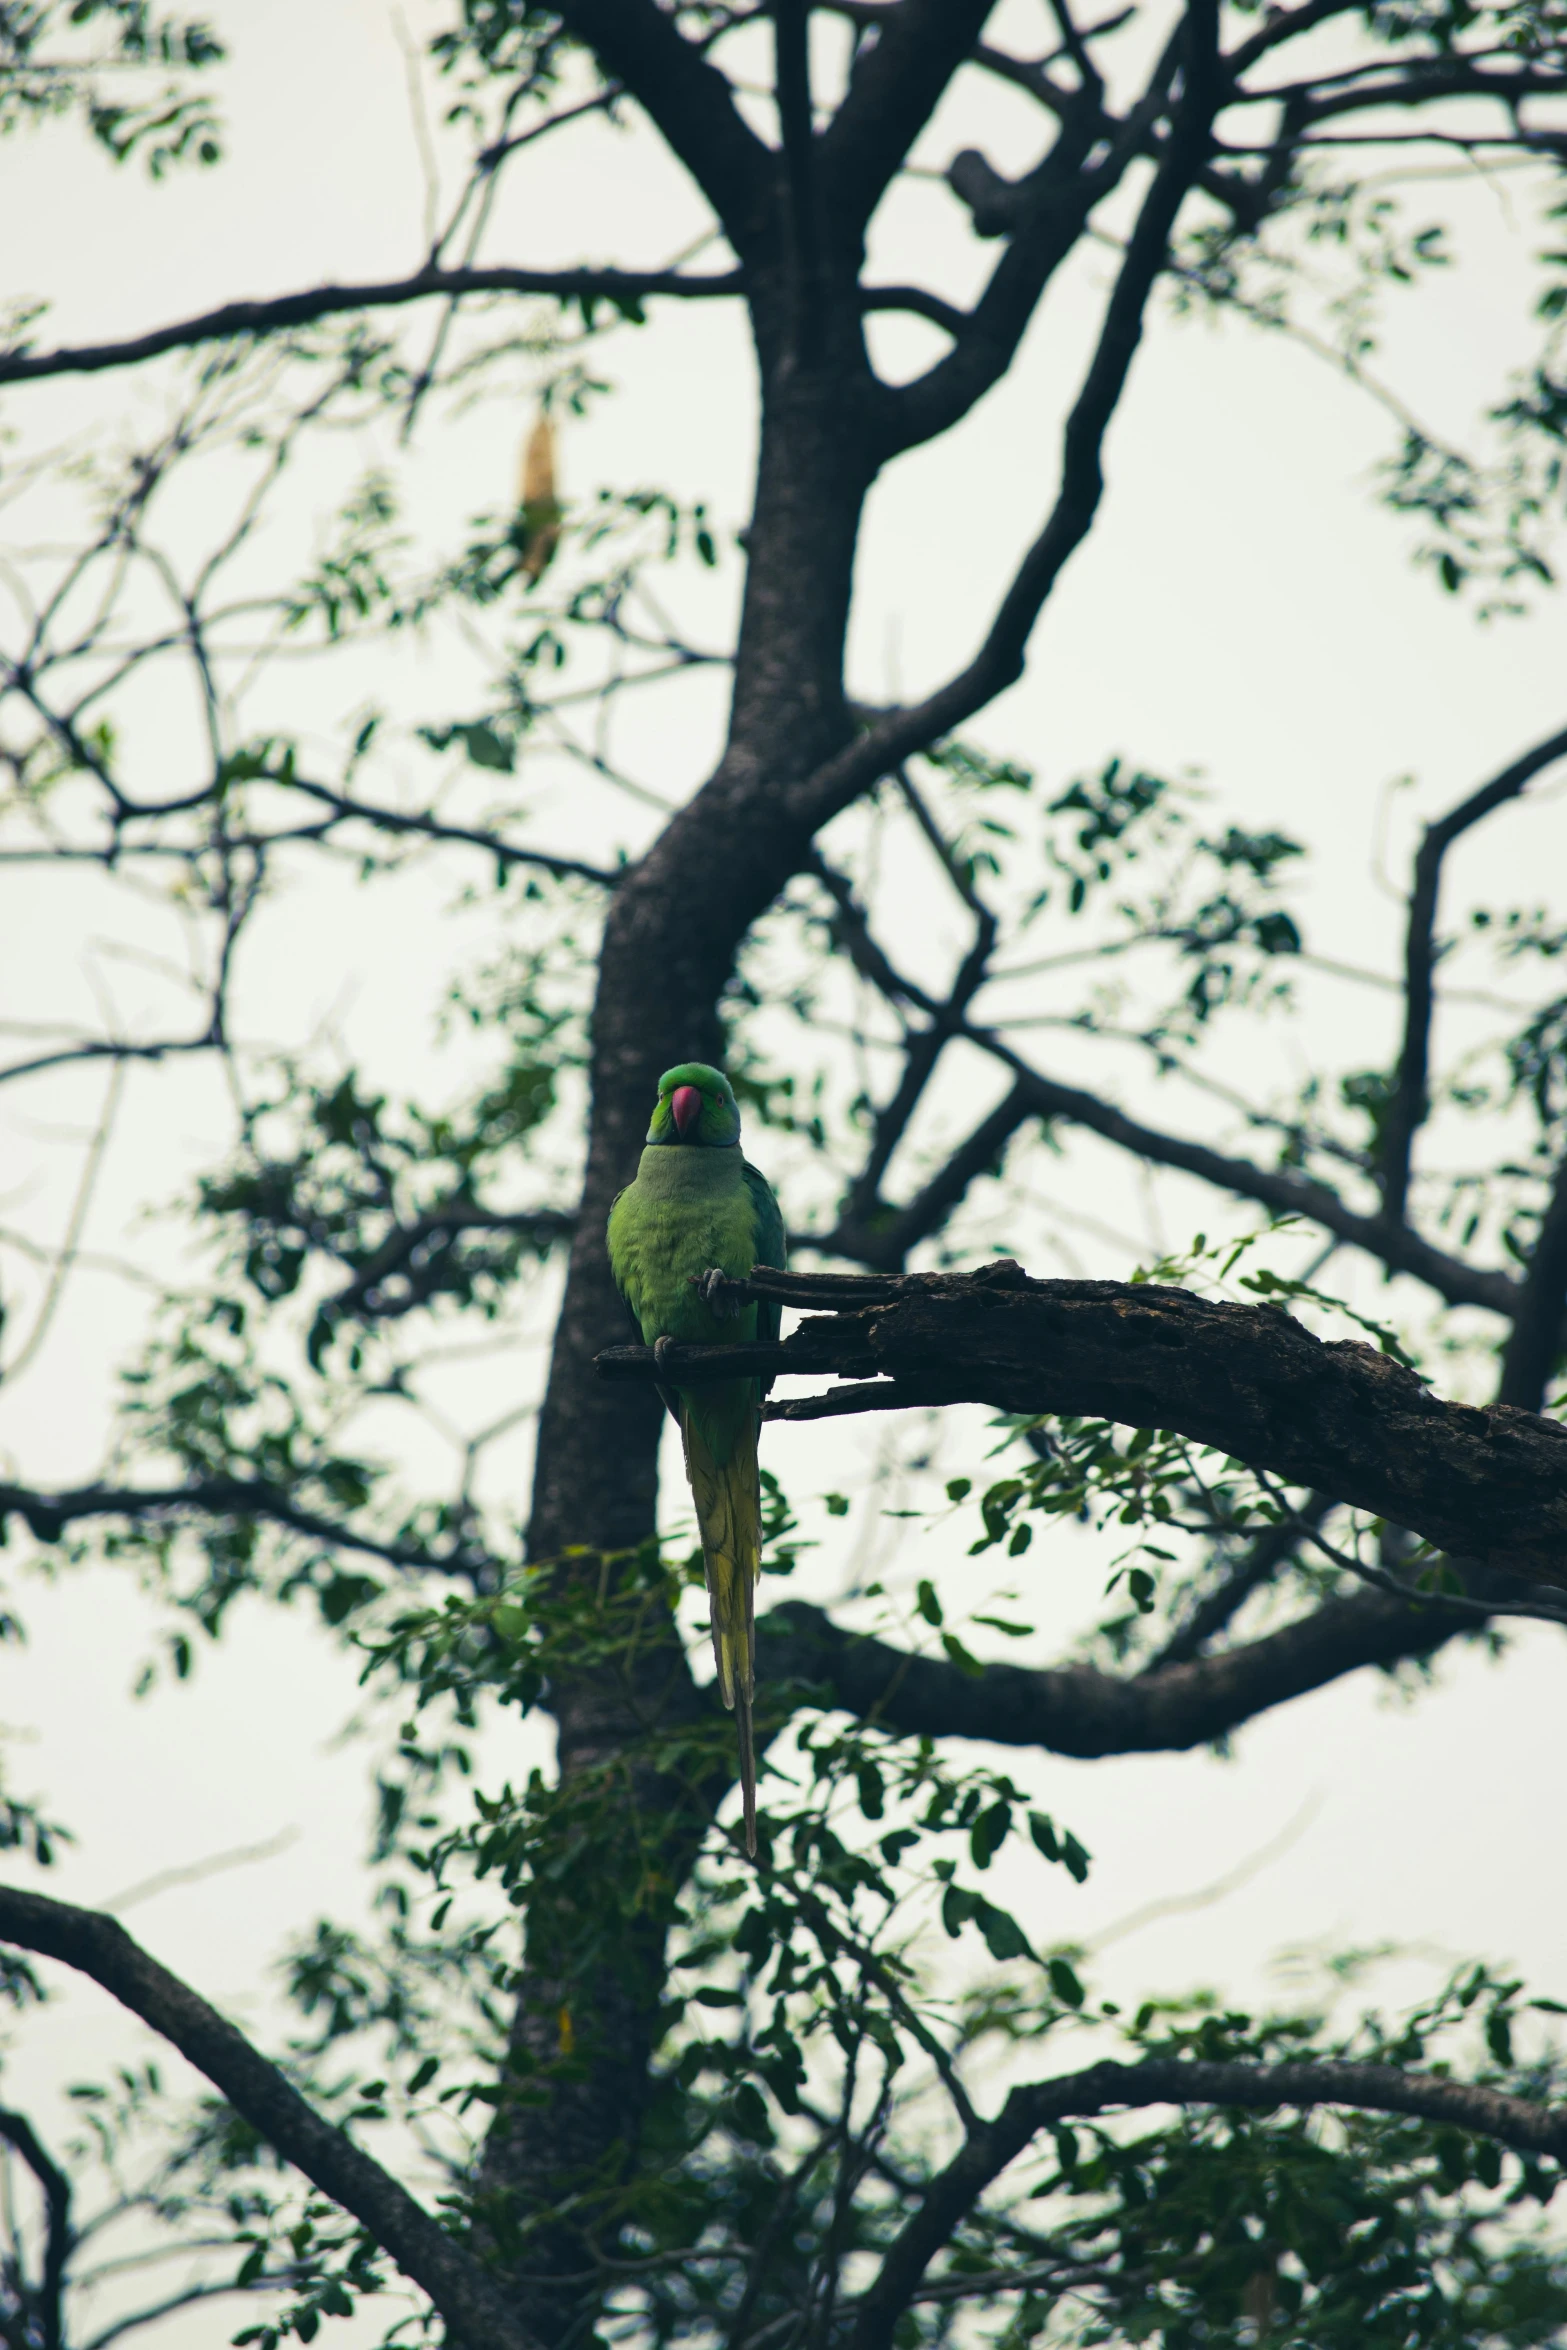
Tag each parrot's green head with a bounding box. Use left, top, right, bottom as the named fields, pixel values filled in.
left=648, top=1062, right=742, bottom=1148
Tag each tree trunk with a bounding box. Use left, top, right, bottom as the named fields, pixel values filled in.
left=476, top=248, right=884, bottom=2328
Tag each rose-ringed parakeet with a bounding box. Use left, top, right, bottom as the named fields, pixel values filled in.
left=607, top=1063, right=785, bottom=1855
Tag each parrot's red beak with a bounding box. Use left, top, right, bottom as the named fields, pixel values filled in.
left=671, top=1084, right=703, bottom=1138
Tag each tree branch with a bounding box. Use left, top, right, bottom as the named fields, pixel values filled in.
left=278, top=779, right=621, bottom=886
left=959, top=1024, right=1521, bottom=1316
left=0, top=2109, right=71, bottom=2350
left=0, top=1887, right=545, bottom=2350
left=825, top=1082, right=1036, bottom=1269
left=0, top=265, right=747, bottom=388
left=784, top=0, right=1221, bottom=836
left=1380, top=724, right=1567, bottom=1223
left=0, top=1477, right=494, bottom=1579
left=1145, top=1497, right=1331, bottom=1668
left=819, top=0, right=1000, bottom=238
left=852, top=2052, right=1567, bottom=2350
left=596, top=1261, right=1567, bottom=1577
left=1499, top=1148, right=1567, bottom=1411
left=761, top=1575, right=1493, bottom=1758
left=555, top=0, right=772, bottom=252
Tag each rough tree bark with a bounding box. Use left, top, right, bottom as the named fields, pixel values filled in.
left=597, top=1262, right=1567, bottom=1580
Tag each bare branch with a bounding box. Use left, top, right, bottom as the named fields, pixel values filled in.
left=0, top=265, right=746, bottom=388
left=851, top=2052, right=1567, bottom=2350
left=1380, top=724, right=1567, bottom=1223
left=825, top=1082, right=1035, bottom=1269
left=596, top=1261, right=1567, bottom=1578
left=0, top=1888, right=545, bottom=2350
left=274, top=778, right=620, bottom=887
left=0, top=1476, right=495, bottom=1579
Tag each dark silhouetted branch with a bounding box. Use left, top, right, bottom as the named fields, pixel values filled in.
left=0, top=1477, right=493, bottom=1578
left=1497, top=1150, right=1567, bottom=1411
left=760, top=1579, right=1487, bottom=1757
left=821, top=0, right=1000, bottom=236
left=0, top=1888, right=545, bottom=2350
left=596, top=1261, right=1567, bottom=1577
left=0, top=2108, right=72, bottom=2350
left=0, top=265, right=747, bottom=387
left=1380, top=724, right=1567, bottom=1223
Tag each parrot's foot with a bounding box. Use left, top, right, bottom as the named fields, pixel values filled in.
left=694, top=1266, right=740, bottom=1317
left=653, top=1334, right=679, bottom=1374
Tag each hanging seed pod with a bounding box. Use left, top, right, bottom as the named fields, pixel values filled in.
left=517, top=409, right=561, bottom=584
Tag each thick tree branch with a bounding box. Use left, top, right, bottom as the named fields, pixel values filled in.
left=0, top=266, right=746, bottom=388
left=820, top=0, right=1001, bottom=237
left=852, top=2053, right=1567, bottom=2350
left=761, top=1577, right=1495, bottom=1758
left=598, top=1261, right=1567, bottom=1577
left=1380, top=724, right=1567, bottom=1223
left=0, top=1887, right=545, bottom=2350
left=887, top=39, right=1181, bottom=456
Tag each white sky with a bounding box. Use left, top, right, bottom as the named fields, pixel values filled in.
left=2, top=0, right=1566, bottom=2339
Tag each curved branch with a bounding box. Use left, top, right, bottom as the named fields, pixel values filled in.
left=852, top=2052, right=1567, bottom=2350
left=0, top=1888, right=544, bottom=2350
left=0, top=264, right=746, bottom=388
left=598, top=1261, right=1567, bottom=1576
left=760, top=1577, right=1500, bottom=1759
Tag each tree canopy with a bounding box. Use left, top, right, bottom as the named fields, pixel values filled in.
left=1, top=1, right=1567, bottom=2346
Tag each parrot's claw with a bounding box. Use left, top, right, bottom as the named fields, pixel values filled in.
left=653, top=1334, right=678, bottom=1374
left=696, top=1266, right=738, bottom=1316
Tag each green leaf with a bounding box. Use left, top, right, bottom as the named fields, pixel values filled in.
left=915, top=1578, right=943, bottom=1626
left=1047, top=1956, right=1086, bottom=2009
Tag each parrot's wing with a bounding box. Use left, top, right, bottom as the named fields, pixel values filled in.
left=741, top=1158, right=787, bottom=1387
left=607, top=1179, right=682, bottom=1425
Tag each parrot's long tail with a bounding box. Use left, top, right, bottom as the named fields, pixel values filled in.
left=680, top=1396, right=761, bottom=1855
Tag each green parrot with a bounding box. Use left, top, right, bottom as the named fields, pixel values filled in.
left=607, top=1062, right=785, bottom=1855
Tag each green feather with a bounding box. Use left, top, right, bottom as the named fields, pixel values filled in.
left=606, top=1064, right=784, bottom=1856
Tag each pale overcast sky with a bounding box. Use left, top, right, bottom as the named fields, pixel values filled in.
left=1, top=6, right=1565, bottom=2336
